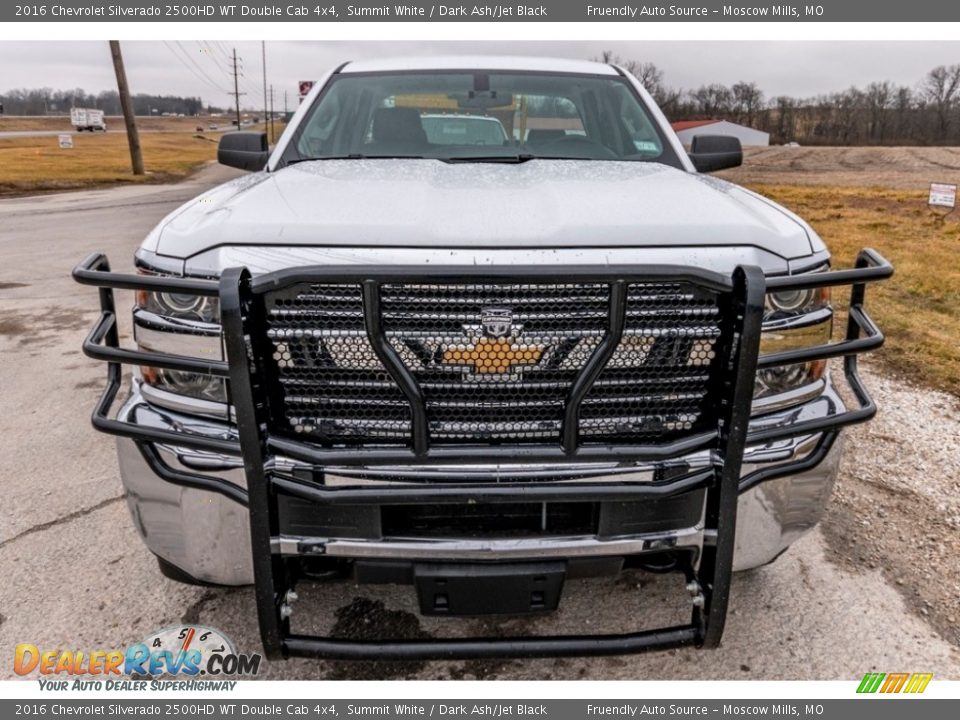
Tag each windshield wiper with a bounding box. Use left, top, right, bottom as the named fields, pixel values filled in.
left=440, top=153, right=536, bottom=164
left=286, top=154, right=427, bottom=164
left=286, top=153, right=537, bottom=165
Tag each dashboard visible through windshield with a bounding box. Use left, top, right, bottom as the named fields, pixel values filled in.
left=284, top=70, right=680, bottom=166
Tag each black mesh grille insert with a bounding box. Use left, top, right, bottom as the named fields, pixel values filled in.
left=382, top=502, right=597, bottom=539
left=262, top=280, right=728, bottom=447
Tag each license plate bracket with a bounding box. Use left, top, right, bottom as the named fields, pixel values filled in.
left=414, top=562, right=566, bottom=616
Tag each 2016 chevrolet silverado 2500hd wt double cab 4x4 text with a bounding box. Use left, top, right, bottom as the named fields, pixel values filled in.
left=73, top=56, right=892, bottom=661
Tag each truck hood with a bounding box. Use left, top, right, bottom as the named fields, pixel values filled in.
left=151, top=159, right=815, bottom=260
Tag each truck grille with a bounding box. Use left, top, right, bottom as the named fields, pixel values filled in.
left=262, top=280, right=727, bottom=446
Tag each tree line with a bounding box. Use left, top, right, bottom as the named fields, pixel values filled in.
left=7, top=58, right=960, bottom=145
left=599, top=51, right=960, bottom=145
left=0, top=87, right=222, bottom=117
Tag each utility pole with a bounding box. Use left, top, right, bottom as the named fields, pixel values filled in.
left=269, top=85, right=275, bottom=143
left=109, top=40, right=144, bottom=176
left=229, top=48, right=245, bottom=129
left=284, top=90, right=288, bottom=118
left=261, top=41, right=269, bottom=130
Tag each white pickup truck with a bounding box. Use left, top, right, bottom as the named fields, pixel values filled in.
left=74, top=56, right=891, bottom=661
left=70, top=107, right=107, bottom=132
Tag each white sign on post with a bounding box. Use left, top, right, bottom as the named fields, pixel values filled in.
left=58, top=134, right=73, bottom=149
left=928, top=182, right=957, bottom=208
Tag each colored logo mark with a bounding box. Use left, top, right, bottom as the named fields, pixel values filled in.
left=857, top=672, right=933, bottom=694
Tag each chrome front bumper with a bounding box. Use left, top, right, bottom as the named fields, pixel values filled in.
left=115, top=380, right=845, bottom=585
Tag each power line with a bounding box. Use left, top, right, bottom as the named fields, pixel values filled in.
left=237, top=73, right=264, bottom=110
left=162, top=41, right=228, bottom=95
left=197, top=41, right=230, bottom=78
left=168, top=41, right=223, bottom=92
left=213, top=41, right=232, bottom=64
left=175, top=40, right=228, bottom=93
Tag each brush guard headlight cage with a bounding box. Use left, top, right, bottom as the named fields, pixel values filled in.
left=72, top=249, right=892, bottom=660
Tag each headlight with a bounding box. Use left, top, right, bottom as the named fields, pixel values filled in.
left=765, top=285, right=830, bottom=317
left=140, top=366, right=228, bottom=404
left=755, top=278, right=832, bottom=405
left=136, top=271, right=226, bottom=407
left=136, top=289, right=220, bottom=323
left=754, top=360, right=827, bottom=399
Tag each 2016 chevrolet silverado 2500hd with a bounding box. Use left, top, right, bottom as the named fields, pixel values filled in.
left=73, top=56, right=892, bottom=660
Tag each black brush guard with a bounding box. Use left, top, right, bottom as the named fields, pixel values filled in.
left=72, top=250, right=892, bottom=660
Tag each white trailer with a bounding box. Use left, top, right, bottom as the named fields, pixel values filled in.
left=70, top=108, right=107, bottom=132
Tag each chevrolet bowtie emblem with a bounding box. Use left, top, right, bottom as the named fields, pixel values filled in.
left=442, top=338, right=544, bottom=374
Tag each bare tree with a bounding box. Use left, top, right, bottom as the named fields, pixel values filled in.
left=920, top=64, right=960, bottom=138
left=892, top=86, right=915, bottom=141
left=731, top=82, right=764, bottom=126
left=772, top=96, right=799, bottom=143
left=865, top=81, right=894, bottom=143
left=689, top=84, right=734, bottom=117
left=592, top=51, right=676, bottom=113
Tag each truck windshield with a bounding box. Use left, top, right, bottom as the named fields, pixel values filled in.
left=286, top=71, right=679, bottom=166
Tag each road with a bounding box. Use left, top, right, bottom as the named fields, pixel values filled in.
left=0, top=128, right=231, bottom=139
left=0, top=165, right=957, bottom=680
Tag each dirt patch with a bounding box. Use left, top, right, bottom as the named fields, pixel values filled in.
left=1, top=307, right=91, bottom=340
left=179, top=588, right=243, bottom=625
left=0, top=282, right=29, bottom=290
left=327, top=597, right=430, bottom=680
left=43, top=308, right=91, bottom=332
left=822, top=499, right=960, bottom=648
left=443, top=616, right=534, bottom=680
left=0, top=316, right=27, bottom=336
left=74, top=379, right=102, bottom=390
left=821, top=364, right=960, bottom=649
left=718, top=145, right=960, bottom=189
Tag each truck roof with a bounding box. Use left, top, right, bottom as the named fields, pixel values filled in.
left=340, top=55, right=619, bottom=76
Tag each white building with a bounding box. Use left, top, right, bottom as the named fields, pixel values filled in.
left=671, top=119, right=770, bottom=147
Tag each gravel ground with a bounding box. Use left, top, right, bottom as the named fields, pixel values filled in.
left=823, top=360, right=960, bottom=649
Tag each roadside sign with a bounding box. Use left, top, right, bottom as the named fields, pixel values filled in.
left=928, top=182, right=957, bottom=208
left=298, top=80, right=315, bottom=98
left=58, top=134, right=73, bottom=149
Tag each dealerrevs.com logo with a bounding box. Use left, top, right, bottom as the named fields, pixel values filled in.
left=14, top=625, right=261, bottom=690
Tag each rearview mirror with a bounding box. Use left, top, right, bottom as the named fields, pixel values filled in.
left=452, top=91, right=515, bottom=110
left=688, top=135, right=743, bottom=173
left=218, top=131, right=269, bottom=171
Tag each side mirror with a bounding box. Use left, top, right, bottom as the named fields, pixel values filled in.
left=688, top=135, right=743, bottom=173
left=217, top=131, right=269, bottom=171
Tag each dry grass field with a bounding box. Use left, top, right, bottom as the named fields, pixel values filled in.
left=720, top=148, right=960, bottom=397
left=752, top=184, right=960, bottom=396
left=0, top=131, right=219, bottom=194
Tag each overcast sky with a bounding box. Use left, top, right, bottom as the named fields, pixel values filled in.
left=2, top=41, right=959, bottom=108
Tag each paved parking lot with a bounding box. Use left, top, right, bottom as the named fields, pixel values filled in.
left=1, top=164, right=958, bottom=680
